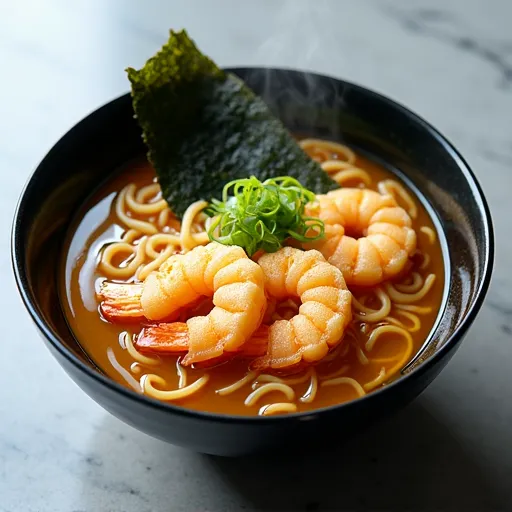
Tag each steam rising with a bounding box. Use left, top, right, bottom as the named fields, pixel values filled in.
left=250, top=0, right=345, bottom=140
left=255, top=0, right=329, bottom=71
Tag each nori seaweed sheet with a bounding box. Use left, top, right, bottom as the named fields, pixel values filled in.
left=127, top=30, right=337, bottom=217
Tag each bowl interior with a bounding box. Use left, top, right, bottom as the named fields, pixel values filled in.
left=13, top=68, right=492, bottom=392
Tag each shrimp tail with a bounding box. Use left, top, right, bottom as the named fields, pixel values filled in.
left=135, top=323, right=269, bottom=359
left=136, top=322, right=190, bottom=353
left=98, top=282, right=144, bottom=323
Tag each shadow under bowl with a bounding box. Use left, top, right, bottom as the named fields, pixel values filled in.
left=12, top=68, right=493, bottom=456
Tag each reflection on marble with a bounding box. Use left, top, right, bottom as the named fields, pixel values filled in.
left=1, top=0, right=511, bottom=510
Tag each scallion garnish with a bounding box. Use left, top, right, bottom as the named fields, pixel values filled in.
left=205, top=176, right=325, bottom=256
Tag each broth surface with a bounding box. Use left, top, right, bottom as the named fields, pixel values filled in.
left=60, top=149, right=445, bottom=416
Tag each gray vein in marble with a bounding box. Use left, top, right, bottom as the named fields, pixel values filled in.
left=487, top=300, right=512, bottom=318
left=481, top=147, right=512, bottom=167
left=383, top=5, right=512, bottom=88
left=485, top=285, right=512, bottom=337
left=501, top=324, right=512, bottom=336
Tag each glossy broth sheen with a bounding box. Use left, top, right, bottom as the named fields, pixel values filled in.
left=60, top=153, right=445, bottom=416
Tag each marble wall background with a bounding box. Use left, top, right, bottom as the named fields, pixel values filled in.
left=1, top=1, right=511, bottom=510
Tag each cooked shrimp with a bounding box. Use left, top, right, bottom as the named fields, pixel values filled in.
left=143, top=242, right=267, bottom=364
left=251, top=247, right=352, bottom=371
left=99, top=242, right=267, bottom=365
left=305, top=188, right=416, bottom=286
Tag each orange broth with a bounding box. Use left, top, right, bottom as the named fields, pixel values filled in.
left=59, top=152, right=445, bottom=416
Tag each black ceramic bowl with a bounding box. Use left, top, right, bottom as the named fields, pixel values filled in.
left=12, top=68, right=493, bottom=456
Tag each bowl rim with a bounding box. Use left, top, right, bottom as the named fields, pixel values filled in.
left=11, top=66, right=494, bottom=423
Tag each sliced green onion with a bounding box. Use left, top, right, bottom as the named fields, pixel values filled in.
left=205, top=176, right=325, bottom=256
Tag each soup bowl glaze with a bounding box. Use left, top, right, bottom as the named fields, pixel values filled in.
left=12, top=68, right=493, bottom=456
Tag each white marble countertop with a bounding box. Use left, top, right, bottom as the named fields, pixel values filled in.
left=1, top=1, right=511, bottom=510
